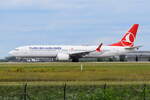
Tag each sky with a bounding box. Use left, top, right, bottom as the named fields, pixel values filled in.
left=0, top=0, right=150, bottom=58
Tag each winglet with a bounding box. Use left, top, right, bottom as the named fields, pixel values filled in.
left=96, top=43, right=103, bottom=52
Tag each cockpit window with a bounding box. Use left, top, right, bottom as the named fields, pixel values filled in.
left=15, top=49, right=19, bottom=51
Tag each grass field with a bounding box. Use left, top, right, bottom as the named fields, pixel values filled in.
left=0, top=62, right=149, bottom=83
left=0, top=62, right=149, bottom=100
left=0, top=83, right=149, bottom=100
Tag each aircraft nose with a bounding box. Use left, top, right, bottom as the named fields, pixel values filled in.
left=9, top=50, right=15, bottom=55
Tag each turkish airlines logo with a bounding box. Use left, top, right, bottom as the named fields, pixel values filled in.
left=121, top=32, right=135, bottom=46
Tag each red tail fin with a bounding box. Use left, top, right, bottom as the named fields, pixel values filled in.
left=110, top=24, right=139, bottom=47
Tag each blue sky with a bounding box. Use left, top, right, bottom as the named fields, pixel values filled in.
left=0, top=0, right=150, bottom=58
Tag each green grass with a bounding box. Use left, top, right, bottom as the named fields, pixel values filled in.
left=0, top=62, right=149, bottom=99
left=0, top=62, right=149, bottom=82
left=0, top=83, right=149, bottom=100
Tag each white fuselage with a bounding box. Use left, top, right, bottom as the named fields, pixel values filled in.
left=9, top=45, right=134, bottom=58
left=8, top=24, right=139, bottom=61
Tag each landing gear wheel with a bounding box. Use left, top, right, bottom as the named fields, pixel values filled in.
left=72, top=58, right=79, bottom=62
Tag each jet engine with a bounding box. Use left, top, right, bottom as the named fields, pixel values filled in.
left=56, top=53, right=70, bottom=61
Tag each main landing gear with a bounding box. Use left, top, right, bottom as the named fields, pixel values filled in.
left=72, top=58, right=79, bottom=62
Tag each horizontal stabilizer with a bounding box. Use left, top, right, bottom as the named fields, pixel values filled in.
left=125, top=45, right=142, bottom=50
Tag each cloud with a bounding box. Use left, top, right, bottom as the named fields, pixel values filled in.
left=0, top=0, right=150, bottom=58
left=0, top=0, right=32, bottom=8
left=0, top=0, right=144, bottom=11
left=0, top=0, right=87, bottom=10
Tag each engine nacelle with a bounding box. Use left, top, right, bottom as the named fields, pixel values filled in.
left=56, top=53, right=70, bottom=61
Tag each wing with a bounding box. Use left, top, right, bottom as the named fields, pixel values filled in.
left=70, top=43, right=103, bottom=58
left=70, top=50, right=95, bottom=58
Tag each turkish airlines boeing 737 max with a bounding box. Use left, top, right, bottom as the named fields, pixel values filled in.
left=9, top=24, right=140, bottom=62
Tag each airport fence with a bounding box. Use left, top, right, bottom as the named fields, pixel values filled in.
left=0, top=83, right=150, bottom=100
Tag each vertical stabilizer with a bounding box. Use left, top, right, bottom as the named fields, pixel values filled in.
left=110, top=24, right=139, bottom=47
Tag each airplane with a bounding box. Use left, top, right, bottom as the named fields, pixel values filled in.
left=9, top=24, right=140, bottom=62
